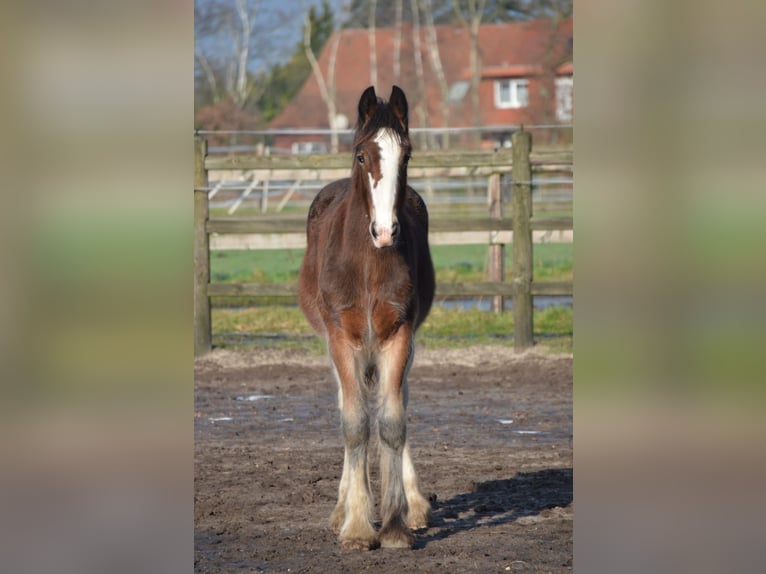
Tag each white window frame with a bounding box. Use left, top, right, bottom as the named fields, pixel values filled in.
left=555, top=76, right=573, bottom=122
left=494, top=78, right=529, bottom=109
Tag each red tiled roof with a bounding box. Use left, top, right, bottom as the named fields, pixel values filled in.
left=479, top=65, right=545, bottom=79
left=270, top=18, right=572, bottom=130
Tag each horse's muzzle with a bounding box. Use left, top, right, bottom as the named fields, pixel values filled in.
left=370, top=219, right=399, bottom=248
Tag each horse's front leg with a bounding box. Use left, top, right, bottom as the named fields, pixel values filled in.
left=376, top=323, right=423, bottom=548
left=328, top=332, right=377, bottom=551
left=403, top=441, right=432, bottom=530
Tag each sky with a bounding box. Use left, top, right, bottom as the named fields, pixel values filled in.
left=196, top=0, right=347, bottom=74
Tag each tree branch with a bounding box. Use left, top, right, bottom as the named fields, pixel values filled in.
left=304, top=10, right=339, bottom=152
left=233, top=0, right=256, bottom=106
left=420, top=0, right=450, bottom=148
left=369, top=0, right=378, bottom=87
left=409, top=0, right=429, bottom=149
left=195, top=52, right=219, bottom=102
left=393, top=0, right=403, bottom=82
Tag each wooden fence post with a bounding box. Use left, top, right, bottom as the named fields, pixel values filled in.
left=194, top=135, right=212, bottom=356
left=261, top=179, right=269, bottom=213
left=488, top=172, right=504, bottom=312
left=511, top=129, right=533, bottom=349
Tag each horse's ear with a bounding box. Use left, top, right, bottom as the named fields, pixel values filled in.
left=357, top=86, right=378, bottom=127
left=390, top=85, right=408, bottom=131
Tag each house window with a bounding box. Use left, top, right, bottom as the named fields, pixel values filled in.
left=494, top=79, right=529, bottom=109
left=555, top=77, right=573, bottom=122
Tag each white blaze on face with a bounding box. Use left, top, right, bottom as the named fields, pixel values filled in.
left=368, top=128, right=401, bottom=248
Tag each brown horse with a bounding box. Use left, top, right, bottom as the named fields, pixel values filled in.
left=298, top=85, right=435, bottom=550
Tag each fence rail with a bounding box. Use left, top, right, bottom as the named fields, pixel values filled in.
left=206, top=281, right=572, bottom=298
left=204, top=216, right=573, bottom=234
left=193, top=131, right=573, bottom=356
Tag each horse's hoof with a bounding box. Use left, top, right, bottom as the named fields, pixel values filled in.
left=339, top=537, right=378, bottom=551
left=379, top=522, right=414, bottom=549
left=407, top=499, right=432, bottom=530
left=339, top=521, right=378, bottom=551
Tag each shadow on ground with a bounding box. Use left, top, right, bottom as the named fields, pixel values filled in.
left=416, top=467, right=573, bottom=548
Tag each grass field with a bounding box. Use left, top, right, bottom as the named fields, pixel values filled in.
left=210, top=243, right=573, bottom=285
left=212, top=305, right=572, bottom=354
left=209, top=243, right=572, bottom=353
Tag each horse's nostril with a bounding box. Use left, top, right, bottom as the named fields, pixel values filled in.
left=369, top=221, right=378, bottom=239
left=391, top=221, right=400, bottom=236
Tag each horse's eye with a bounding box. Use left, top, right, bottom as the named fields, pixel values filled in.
left=356, top=154, right=364, bottom=164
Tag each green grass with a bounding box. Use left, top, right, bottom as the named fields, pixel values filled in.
left=431, top=243, right=573, bottom=283
left=209, top=243, right=572, bottom=351
left=212, top=305, right=572, bottom=354
left=418, top=306, right=572, bottom=351
left=211, top=249, right=305, bottom=283
left=210, top=243, right=573, bottom=285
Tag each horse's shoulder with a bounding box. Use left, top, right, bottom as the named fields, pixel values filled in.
left=307, top=179, right=350, bottom=223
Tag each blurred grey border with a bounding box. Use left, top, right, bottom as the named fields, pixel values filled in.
left=575, top=1, right=766, bottom=572
left=1, top=1, right=765, bottom=573
left=0, top=2, right=193, bottom=574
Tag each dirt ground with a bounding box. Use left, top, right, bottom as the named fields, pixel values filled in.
left=194, top=346, right=572, bottom=573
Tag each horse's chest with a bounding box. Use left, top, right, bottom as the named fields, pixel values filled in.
left=323, top=262, right=412, bottom=347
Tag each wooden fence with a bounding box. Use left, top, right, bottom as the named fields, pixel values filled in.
left=194, top=130, right=573, bottom=356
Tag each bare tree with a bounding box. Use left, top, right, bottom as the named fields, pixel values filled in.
left=393, top=0, right=403, bottom=82
left=195, top=51, right=220, bottom=104
left=420, top=0, right=451, bottom=149
left=533, top=0, right=572, bottom=19
left=195, top=0, right=294, bottom=112
left=195, top=0, right=234, bottom=106
left=369, top=0, right=378, bottom=87
left=409, top=0, right=430, bottom=150
left=536, top=15, right=572, bottom=142
left=232, top=0, right=257, bottom=106
left=453, top=0, right=487, bottom=145
left=304, top=10, right=341, bottom=152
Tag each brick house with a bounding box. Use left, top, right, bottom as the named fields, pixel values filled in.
left=269, top=18, right=572, bottom=152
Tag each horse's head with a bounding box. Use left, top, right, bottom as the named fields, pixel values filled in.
left=352, top=85, right=411, bottom=249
